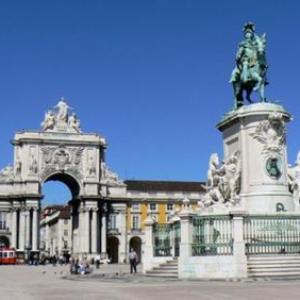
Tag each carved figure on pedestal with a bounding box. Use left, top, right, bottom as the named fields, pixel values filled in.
left=207, top=153, right=220, bottom=189
left=288, top=151, right=300, bottom=204
left=202, top=151, right=241, bottom=207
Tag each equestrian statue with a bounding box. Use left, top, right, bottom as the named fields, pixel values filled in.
left=230, top=22, right=268, bottom=108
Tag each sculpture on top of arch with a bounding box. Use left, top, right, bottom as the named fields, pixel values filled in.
left=41, top=97, right=81, bottom=133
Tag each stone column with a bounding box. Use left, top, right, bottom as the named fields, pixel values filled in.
left=25, top=209, right=30, bottom=249
left=231, top=211, right=247, bottom=278
left=142, top=215, right=154, bottom=273
left=19, top=209, right=26, bottom=251
left=11, top=208, right=17, bottom=249
left=91, top=208, right=98, bottom=254
left=45, top=223, right=50, bottom=253
left=32, top=208, right=38, bottom=251
left=118, top=205, right=127, bottom=263
left=84, top=208, right=90, bottom=253
left=101, top=210, right=107, bottom=255
left=79, top=206, right=85, bottom=254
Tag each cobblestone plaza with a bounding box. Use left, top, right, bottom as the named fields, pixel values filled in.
left=1, top=265, right=300, bottom=300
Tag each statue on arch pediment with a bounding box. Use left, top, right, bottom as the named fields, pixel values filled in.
left=68, top=113, right=81, bottom=133
left=41, top=110, right=55, bottom=131
left=55, top=98, right=71, bottom=122
left=40, top=98, right=82, bottom=133
left=101, top=162, right=124, bottom=186
left=0, top=165, right=14, bottom=182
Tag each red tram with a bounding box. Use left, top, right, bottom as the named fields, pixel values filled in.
left=0, top=248, right=17, bottom=264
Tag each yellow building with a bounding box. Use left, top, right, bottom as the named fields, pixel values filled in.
left=106, top=180, right=205, bottom=263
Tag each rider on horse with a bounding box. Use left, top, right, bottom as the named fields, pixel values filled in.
left=230, top=23, right=268, bottom=108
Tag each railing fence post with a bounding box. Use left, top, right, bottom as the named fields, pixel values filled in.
left=231, top=211, right=247, bottom=278
left=142, top=215, right=154, bottom=273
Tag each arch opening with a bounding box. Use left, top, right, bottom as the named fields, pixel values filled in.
left=44, top=173, right=80, bottom=199
left=107, top=236, right=119, bottom=263
left=0, top=236, right=10, bottom=248
left=129, top=236, right=142, bottom=263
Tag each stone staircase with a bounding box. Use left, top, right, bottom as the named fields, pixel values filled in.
left=145, top=258, right=178, bottom=278
left=248, top=255, right=300, bottom=279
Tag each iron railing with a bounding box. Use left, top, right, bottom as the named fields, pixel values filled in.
left=192, top=215, right=233, bottom=256
left=244, top=215, right=300, bottom=255
left=173, top=221, right=181, bottom=257
left=153, top=223, right=172, bottom=256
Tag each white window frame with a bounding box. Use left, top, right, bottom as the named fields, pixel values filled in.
left=131, top=203, right=140, bottom=212
left=149, top=203, right=157, bottom=211
left=132, top=215, right=140, bottom=230
left=108, top=214, right=117, bottom=230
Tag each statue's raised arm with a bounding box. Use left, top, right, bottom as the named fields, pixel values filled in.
left=230, top=22, right=268, bottom=108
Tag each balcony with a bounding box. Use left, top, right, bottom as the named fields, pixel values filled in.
left=130, top=228, right=143, bottom=234
left=107, top=228, right=119, bottom=235
left=0, top=227, right=10, bottom=234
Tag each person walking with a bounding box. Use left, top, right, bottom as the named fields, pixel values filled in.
left=129, top=248, right=138, bottom=274
left=95, top=254, right=101, bottom=269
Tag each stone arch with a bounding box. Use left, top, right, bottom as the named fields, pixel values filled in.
left=0, top=236, right=10, bottom=248
left=0, top=100, right=120, bottom=259
left=42, top=172, right=81, bottom=199
left=107, top=236, right=119, bottom=263
left=129, top=236, right=142, bottom=263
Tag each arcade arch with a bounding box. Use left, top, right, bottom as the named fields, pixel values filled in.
left=129, top=236, right=142, bottom=263
left=107, top=236, right=119, bottom=263
left=0, top=236, right=9, bottom=248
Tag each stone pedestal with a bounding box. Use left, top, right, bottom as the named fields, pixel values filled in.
left=217, top=103, right=293, bottom=213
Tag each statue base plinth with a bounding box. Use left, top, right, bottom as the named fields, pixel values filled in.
left=217, top=102, right=294, bottom=213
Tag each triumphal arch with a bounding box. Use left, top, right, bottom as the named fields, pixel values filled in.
left=0, top=98, right=126, bottom=256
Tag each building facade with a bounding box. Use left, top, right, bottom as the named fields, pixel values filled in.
left=40, top=205, right=72, bottom=257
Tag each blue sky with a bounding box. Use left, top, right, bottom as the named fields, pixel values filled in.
left=0, top=0, right=300, bottom=204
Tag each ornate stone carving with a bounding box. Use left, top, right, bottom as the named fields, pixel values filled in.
left=0, top=165, right=14, bottom=182
left=88, top=156, right=96, bottom=176
left=41, top=146, right=83, bottom=167
left=53, top=148, right=71, bottom=169
left=41, top=147, right=55, bottom=164
left=71, top=147, right=84, bottom=165
left=101, top=162, right=124, bottom=186
left=201, top=151, right=241, bottom=207
left=15, top=158, right=22, bottom=177
left=41, top=110, right=55, bottom=131
left=288, top=151, right=300, bottom=203
left=40, top=98, right=82, bottom=133
left=29, top=156, right=38, bottom=174
left=40, top=145, right=84, bottom=180
left=250, top=112, right=286, bottom=156
left=68, top=113, right=81, bottom=133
